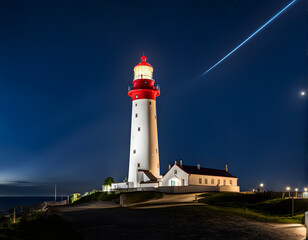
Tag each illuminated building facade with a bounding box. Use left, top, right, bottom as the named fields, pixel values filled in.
left=127, top=54, right=161, bottom=188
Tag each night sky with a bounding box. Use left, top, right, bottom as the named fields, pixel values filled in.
left=0, top=0, right=306, bottom=196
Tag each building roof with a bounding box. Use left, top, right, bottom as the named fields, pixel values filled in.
left=178, top=164, right=237, bottom=178
left=134, top=54, right=153, bottom=69
left=139, top=170, right=157, bottom=182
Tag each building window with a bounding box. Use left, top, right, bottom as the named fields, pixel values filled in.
left=137, top=163, right=140, bottom=167
left=223, top=180, right=226, bottom=185
left=182, top=179, right=185, bottom=186
left=211, top=179, right=214, bottom=184
left=136, top=95, right=138, bottom=98
left=174, top=170, right=177, bottom=174
left=199, top=178, right=202, bottom=184
left=135, top=113, right=138, bottom=118
left=138, top=127, right=140, bottom=131
left=133, top=149, right=136, bottom=154
left=230, top=180, right=232, bottom=185
left=218, top=179, right=221, bottom=185
left=205, top=179, right=208, bottom=184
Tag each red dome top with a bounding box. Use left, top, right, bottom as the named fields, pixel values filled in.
left=134, top=53, right=153, bottom=69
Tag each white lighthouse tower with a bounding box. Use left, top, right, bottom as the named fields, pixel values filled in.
left=127, top=54, right=161, bottom=188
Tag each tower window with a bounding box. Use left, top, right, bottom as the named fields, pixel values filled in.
left=149, top=101, right=152, bottom=105
left=135, top=103, right=137, bottom=107
left=137, top=163, right=140, bottom=167
left=145, top=81, right=147, bottom=83
left=135, top=113, right=138, bottom=118
left=174, top=170, right=177, bottom=174
left=133, top=149, right=136, bottom=154
left=155, top=115, right=156, bottom=119
left=156, top=148, right=158, bottom=153
left=138, top=127, right=140, bottom=131
left=136, top=95, right=138, bottom=98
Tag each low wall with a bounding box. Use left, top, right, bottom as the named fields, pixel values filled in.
left=158, top=185, right=218, bottom=193
left=219, top=185, right=240, bottom=192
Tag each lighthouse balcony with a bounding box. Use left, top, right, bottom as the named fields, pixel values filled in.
left=128, top=84, right=160, bottom=92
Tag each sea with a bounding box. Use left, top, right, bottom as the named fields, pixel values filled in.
left=0, top=196, right=65, bottom=211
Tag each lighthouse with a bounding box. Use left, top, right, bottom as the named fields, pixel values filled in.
left=127, top=54, right=161, bottom=188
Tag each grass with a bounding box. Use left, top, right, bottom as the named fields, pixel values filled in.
left=198, top=192, right=308, bottom=224
left=0, top=210, right=83, bottom=240
left=72, top=191, right=118, bottom=205
left=203, top=205, right=304, bottom=224
left=122, top=191, right=163, bottom=204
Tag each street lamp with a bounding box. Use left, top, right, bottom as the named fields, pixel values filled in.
left=286, top=187, right=291, bottom=198
left=295, top=188, right=298, bottom=198
left=303, top=188, right=308, bottom=199
left=260, top=183, right=264, bottom=192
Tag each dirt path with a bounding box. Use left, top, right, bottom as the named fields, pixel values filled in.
left=55, top=200, right=306, bottom=240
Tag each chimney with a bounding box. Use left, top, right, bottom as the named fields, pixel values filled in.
left=180, top=159, right=182, bottom=167
left=175, top=160, right=177, bottom=165
left=168, top=164, right=171, bottom=169
left=225, top=164, right=228, bottom=172
left=197, top=163, right=200, bottom=170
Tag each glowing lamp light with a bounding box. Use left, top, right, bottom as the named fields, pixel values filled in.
left=295, top=188, right=298, bottom=191
left=260, top=183, right=264, bottom=188
left=300, top=91, right=306, bottom=96
left=133, top=54, right=153, bottom=80
left=286, top=187, right=291, bottom=191
left=305, top=188, right=308, bottom=192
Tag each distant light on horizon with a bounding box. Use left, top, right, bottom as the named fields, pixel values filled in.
left=300, top=90, right=306, bottom=96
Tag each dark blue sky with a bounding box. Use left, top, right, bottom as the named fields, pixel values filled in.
left=0, top=0, right=306, bottom=196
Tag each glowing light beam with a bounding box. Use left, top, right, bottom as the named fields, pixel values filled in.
left=201, top=0, right=297, bottom=78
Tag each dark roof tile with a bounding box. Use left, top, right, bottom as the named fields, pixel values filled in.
left=178, top=165, right=237, bottom=178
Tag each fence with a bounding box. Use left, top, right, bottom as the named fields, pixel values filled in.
left=0, top=200, right=68, bottom=224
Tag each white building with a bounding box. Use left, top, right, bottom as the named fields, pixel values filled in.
left=160, top=160, right=240, bottom=192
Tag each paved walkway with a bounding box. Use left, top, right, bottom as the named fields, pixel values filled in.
left=55, top=196, right=306, bottom=240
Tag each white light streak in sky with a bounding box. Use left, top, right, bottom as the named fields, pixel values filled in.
left=201, top=0, right=297, bottom=78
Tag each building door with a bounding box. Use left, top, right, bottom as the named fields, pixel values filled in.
left=171, top=181, right=175, bottom=186
left=182, top=179, right=185, bottom=186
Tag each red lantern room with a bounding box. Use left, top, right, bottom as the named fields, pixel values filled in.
left=128, top=54, right=160, bottom=101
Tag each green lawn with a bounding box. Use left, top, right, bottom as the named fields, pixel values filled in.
left=121, top=191, right=163, bottom=204
left=198, top=192, right=308, bottom=224
left=0, top=211, right=83, bottom=240
left=72, top=191, right=118, bottom=204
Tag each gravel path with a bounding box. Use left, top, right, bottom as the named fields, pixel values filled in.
left=55, top=200, right=306, bottom=240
